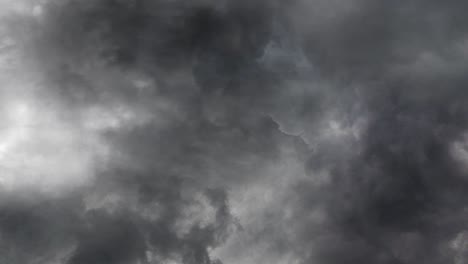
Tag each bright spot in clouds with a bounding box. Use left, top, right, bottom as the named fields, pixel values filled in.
left=0, top=87, right=116, bottom=194
left=0, top=100, right=32, bottom=158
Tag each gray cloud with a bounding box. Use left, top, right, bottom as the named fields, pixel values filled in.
left=1, top=0, right=468, bottom=264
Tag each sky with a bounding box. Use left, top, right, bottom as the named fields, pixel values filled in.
left=1, top=0, right=468, bottom=263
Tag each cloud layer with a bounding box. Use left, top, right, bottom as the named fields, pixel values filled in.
left=1, top=0, right=468, bottom=264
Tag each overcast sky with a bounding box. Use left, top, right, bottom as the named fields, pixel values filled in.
left=1, top=0, right=468, bottom=263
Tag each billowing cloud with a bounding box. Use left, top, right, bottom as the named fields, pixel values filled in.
left=1, top=1, right=468, bottom=264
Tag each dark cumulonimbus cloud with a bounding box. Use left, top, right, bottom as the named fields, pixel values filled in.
left=1, top=0, right=468, bottom=263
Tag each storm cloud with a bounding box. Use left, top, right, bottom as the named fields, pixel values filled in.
left=1, top=0, right=468, bottom=264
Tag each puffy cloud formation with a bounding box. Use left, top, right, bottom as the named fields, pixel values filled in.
left=1, top=0, right=468, bottom=264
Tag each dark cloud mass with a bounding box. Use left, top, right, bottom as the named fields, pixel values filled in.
left=1, top=0, right=468, bottom=263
